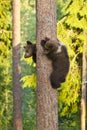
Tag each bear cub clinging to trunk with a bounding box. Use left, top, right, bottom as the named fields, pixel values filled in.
left=24, top=37, right=70, bottom=89
left=41, top=37, right=70, bottom=88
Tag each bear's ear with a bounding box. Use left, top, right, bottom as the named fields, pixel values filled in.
left=41, top=40, right=46, bottom=47
left=45, top=37, right=50, bottom=41
left=27, top=41, right=32, bottom=45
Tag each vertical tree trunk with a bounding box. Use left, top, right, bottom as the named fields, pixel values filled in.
left=12, top=0, right=22, bottom=130
left=36, top=1, right=58, bottom=130
left=81, top=42, right=87, bottom=130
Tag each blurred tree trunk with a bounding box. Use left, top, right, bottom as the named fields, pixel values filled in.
left=12, top=0, right=22, bottom=130
left=81, top=33, right=87, bottom=130
left=36, top=0, right=58, bottom=130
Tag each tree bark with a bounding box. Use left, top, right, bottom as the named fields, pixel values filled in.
left=81, top=42, right=87, bottom=130
left=12, top=0, right=22, bottom=130
left=36, top=0, right=58, bottom=130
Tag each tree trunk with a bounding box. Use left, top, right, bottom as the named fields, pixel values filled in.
left=81, top=41, right=87, bottom=130
left=36, top=0, right=58, bottom=130
left=12, top=0, right=22, bottom=130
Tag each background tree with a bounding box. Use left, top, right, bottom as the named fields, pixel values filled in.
left=21, top=0, right=36, bottom=43
left=36, top=0, right=58, bottom=130
left=81, top=31, right=87, bottom=130
left=12, top=0, right=22, bottom=130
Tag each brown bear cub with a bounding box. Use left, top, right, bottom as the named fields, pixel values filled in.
left=24, top=41, right=36, bottom=62
left=24, top=38, right=70, bottom=89
left=41, top=37, right=70, bottom=88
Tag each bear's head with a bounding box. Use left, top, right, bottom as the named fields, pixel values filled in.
left=41, top=37, right=59, bottom=54
left=24, top=41, right=34, bottom=58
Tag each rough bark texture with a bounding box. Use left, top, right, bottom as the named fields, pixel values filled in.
left=12, top=0, right=22, bottom=130
left=81, top=43, right=87, bottom=130
left=36, top=0, right=58, bottom=130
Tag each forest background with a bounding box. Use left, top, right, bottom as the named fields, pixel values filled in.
left=0, top=0, right=87, bottom=130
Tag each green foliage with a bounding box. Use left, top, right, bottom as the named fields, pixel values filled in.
left=21, top=73, right=36, bottom=88
left=57, top=0, right=87, bottom=127
left=0, top=0, right=12, bottom=46
left=21, top=57, right=36, bottom=88
left=56, top=0, right=66, bottom=20
left=0, top=0, right=12, bottom=129
left=21, top=1, right=36, bottom=129
left=59, top=126, right=80, bottom=130
left=21, top=58, right=36, bottom=129
left=22, top=87, right=36, bottom=130
left=63, top=0, right=87, bottom=31
left=21, top=0, right=36, bottom=89
left=21, top=0, right=36, bottom=42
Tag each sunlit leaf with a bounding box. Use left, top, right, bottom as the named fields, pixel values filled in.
left=21, top=73, right=36, bottom=88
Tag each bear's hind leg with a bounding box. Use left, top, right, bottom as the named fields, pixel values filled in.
left=59, top=77, right=65, bottom=83
left=50, top=73, right=61, bottom=89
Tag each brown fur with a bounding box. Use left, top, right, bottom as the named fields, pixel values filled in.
left=24, top=38, right=70, bottom=89
left=24, top=41, right=36, bottom=62
left=41, top=37, right=70, bottom=89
